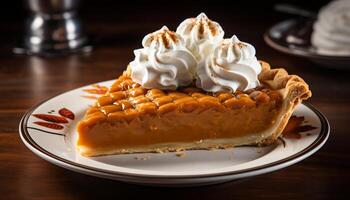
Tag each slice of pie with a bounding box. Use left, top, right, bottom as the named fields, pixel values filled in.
left=77, top=61, right=311, bottom=156
left=76, top=14, right=311, bottom=156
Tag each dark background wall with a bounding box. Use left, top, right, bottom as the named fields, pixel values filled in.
left=0, top=0, right=332, bottom=54
left=2, top=0, right=331, bottom=23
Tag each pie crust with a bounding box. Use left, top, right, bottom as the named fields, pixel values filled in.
left=76, top=61, right=311, bottom=156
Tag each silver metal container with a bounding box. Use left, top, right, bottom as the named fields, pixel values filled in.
left=14, top=0, right=92, bottom=56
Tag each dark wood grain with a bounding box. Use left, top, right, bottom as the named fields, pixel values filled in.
left=0, top=3, right=349, bottom=200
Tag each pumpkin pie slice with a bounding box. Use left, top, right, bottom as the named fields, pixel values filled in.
left=76, top=61, right=311, bottom=156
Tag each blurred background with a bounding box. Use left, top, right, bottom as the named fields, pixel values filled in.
left=1, top=0, right=331, bottom=61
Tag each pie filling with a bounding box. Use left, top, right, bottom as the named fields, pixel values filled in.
left=80, top=105, right=279, bottom=148
left=76, top=70, right=289, bottom=156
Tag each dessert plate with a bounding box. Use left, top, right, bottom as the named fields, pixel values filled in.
left=19, top=80, right=329, bottom=187
left=264, top=19, right=350, bottom=69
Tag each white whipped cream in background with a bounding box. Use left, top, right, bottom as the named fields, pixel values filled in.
left=196, top=35, right=262, bottom=92
left=176, top=13, right=224, bottom=66
left=129, top=26, right=197, bottom=90
left=311, top=0, right=350, bottom=56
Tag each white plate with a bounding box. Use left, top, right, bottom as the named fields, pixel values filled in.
left=19, top=80, right=329, bottom=187
left=264, top=19, right=350, bottom=69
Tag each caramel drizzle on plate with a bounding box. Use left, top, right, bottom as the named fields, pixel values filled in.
left=282, top=116, right=317, bottom=139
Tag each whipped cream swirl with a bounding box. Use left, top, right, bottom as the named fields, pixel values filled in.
left=129, top=26, right=197, bottom=90
left=176, top=13, right=224, bottom=65
left=196, top=35, right=261, bottom=92
left=311, top=0, right=350, bottom=56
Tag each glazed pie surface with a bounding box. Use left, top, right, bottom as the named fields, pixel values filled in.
left=77, top=61, right=311, bottom=156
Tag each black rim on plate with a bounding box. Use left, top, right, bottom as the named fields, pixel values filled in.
left=264, top=19, right=350, bottom=61
left=19, top=92, right=329, bottom=179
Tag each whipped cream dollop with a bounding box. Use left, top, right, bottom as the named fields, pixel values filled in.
left=196, top=35, right=261, bottom=92
left=176, top=13, right=224, bottom=65
left=311, top=0, right=350, bottom=56
left=129, top=26, right=197, bottom=90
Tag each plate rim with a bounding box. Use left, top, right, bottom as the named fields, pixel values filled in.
left=264, top=19, right=350, bottom=61
left=19, top=84, right=330, bottom=180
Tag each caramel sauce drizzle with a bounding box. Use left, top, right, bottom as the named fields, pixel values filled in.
left=33, top=114, right=68, bottom=124
left=33, top=121, right=64, bottom=130
left=83, top=84, right=108, bottom=95
left=81, top=84, right=108, bottom=100
left=282, top=116, right=317, bottom=139
left=32, top=108, right=75, bottom=131
left=58, top=108, right=75, bottom=120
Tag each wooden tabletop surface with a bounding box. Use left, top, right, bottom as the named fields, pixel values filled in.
left=0, top=4, right=349, bottom=199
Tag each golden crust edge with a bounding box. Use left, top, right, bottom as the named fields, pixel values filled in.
left=257, top=61, right=312, bottom=145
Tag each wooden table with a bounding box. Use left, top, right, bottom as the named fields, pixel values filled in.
left=0, top=6, right=349, bottom=200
